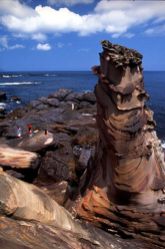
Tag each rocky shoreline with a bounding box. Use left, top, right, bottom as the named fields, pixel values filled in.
left=1, top=40, right=165, bottom=248
left=0, top=88, right=97, bottom=202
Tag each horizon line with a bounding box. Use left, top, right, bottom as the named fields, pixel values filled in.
left=0, top=70, right=165, bottom=73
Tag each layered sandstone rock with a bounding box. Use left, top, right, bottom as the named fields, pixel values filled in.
left=76, top=40, right=165, bottom=246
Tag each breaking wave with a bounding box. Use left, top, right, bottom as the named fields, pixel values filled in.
left=2, top=74, right=23, bottom=78
left=161, top=141, right=165, bottom=150
left=44, top=74, right=56, bottom=77
left=0, top=82, right=40, bottom=86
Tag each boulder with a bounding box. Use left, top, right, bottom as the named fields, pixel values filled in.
left=0, top=91, right=7, bottom=101
left=48, top=89, right=72, bottom=100
left=17, top=130, right=55, bottom=152
left=0, top=144, right=39, bottom=169
left=0, top=171, right=85, bottom=235
left=10, top=96, right=21, bottom=103
left=37, top=134, right=76, bottom=183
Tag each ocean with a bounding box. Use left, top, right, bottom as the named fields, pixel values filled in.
left=0, top=71, right=164, bottom=140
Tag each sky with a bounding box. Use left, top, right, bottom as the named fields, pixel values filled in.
left=0, top=0, right=165, bottom=71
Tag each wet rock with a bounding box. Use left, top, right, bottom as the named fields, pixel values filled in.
left=0, top=91, right=7, bottom=101
left=46, top=98, right=60, bottom=107
left=28, top=99, right=41, bottom=109
left=35, top=103, right=49, bottom=111
left=10, top=96, right=21, bottom=103
left=0, top=103, right=7, bottom=119
left=78, top=148, right=92, bottom=171
left=79, top=100, right=92, bottom=109
left=48, top=88, right=72, bottom=101
left=65, top=92, right=81, bottom=102
left=81, top=91, right=96, bottom=104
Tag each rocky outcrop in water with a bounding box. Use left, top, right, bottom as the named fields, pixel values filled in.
left=76, top=40, right=165, bottom=247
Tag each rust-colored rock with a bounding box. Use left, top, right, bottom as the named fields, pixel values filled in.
left=76, top=40, right=165, bottom=247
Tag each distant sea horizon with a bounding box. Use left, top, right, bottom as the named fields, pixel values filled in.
left=0, top=70, right=165, bottom=141
left=0, top=70, right=165, bottom=72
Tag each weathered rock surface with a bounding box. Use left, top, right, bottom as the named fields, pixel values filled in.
left=0, top=215, right=157, bottom=249
left=0, top=170, right=84, bottom=235
left=76, top=40, right=165, bottom=247
left=17, top=130, right=55, bottom=152
left=0, top=168, right=156, bottom=249
left=0, top=144, right=38, bottom=169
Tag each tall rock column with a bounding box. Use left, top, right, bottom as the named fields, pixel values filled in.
left=76, top=41, right=165, bottom=246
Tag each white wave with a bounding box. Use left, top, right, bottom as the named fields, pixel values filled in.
left=2, top=75, right=10, bottom=78
left=11, top=74, right=23, bottom=78
left=84, top=90, right=92, bottom=93
left=2, top=74, right=23, bottom=78
left=44, top=74, right=56, bottom=77
left=0, top=82, right=40, bottom=86
left=162, top=142, right=165, bottom=149
left=0, top=102, right=6, bottom=110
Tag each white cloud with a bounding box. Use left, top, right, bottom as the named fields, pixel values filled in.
left=0, top=35, right=25, bottom=50
left=0, top=0, right=165, bottom=38
left=0, top=36, right=8, bottom=49
left=12, top=32, right=47, bottom=41
left=9, top=44, right=25, bottom=49
left=36, top=43, right=51, bottom=51
left=145, top=24, right=165, bottom=36
left=123, top=33, right=135, bottom=39
left=32, top=33, right=47, bottom=41
left=47, top=0, right=94, bottom=6
left=0, top=0, right=35, bottom=18
left=12, top=33, right=28, bottom=39
left=112, top=32, right=135, bottom=39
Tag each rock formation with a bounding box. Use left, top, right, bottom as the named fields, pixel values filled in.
left=0, top=42, right=165, bottom=248
left=0, top=169, right=85, bottom=235
left=76, top=40, right=165, bottom=247
left=0, top=144, right=38, bottom=169
left=0, top=168, right=153, bottom=249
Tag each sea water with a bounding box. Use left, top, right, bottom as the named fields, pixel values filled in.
left=0, top=71, right=165, bottom=140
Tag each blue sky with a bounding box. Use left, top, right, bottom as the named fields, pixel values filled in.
left=0, top=0, right=165, bottom=71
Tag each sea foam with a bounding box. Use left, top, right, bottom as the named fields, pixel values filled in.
left=2, top=74, right=23, bottom=78
left=0, top=82, right=40, bottom=86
